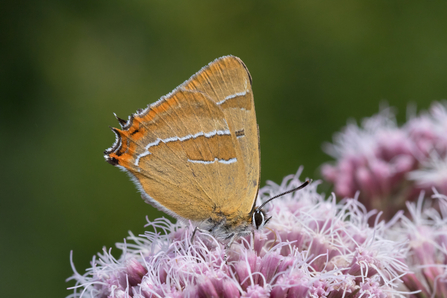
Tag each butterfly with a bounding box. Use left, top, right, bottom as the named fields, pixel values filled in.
left=104, top=55, right=308, bottom=244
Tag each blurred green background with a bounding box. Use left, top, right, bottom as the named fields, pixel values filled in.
left=2, top=1, right=447, bottom=297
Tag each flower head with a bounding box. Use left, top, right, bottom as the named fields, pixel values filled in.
left=322, top=102, right=447, bottom=221
left=68, top=169, right=410, bottom=298
left=386, top=190, right=447, bottom=298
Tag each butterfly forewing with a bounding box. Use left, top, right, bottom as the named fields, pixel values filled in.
left=105, top=55, right=260, bottom=225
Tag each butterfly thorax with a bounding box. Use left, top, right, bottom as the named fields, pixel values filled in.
left=199, top=213, right=255, bottom=240
left=198, top=207, right=269, bottom=241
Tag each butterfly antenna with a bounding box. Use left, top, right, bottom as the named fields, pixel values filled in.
left=258, top=179, right=312, bottom=209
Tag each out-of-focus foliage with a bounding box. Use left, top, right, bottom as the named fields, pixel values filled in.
left=1, top=1, right=447, bottom=297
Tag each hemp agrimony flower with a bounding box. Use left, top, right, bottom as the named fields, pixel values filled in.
left=386, top=190, right=447, bottom=298
left=67, top=169, right=410, bottom=298
left=322, top=102, right=447, bottom=220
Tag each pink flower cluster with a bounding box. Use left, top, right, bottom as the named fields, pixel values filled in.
left=67, top=170, right=410, bottom=298
left=322, top=102, right=447, bottom=220
left=386, top=190, right=447, bottom=297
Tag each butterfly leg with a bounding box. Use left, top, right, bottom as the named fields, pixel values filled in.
left=223, top=233, right=237, bottom=263
left=190, top=226, right=209, bottom=244
left=225, top=233, right=237, bottom=249
left=190, top=226, right=199, bottom=244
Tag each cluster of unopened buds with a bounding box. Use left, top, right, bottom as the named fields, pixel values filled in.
left=68, top=102, right=447, bottom=297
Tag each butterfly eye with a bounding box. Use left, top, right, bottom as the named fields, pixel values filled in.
left=253, top=209, right=266, bottom=229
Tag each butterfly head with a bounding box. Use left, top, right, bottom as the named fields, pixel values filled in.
left=250, top=180, right=311, bottom=231
left=252, top=208, right=271, bottom=230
